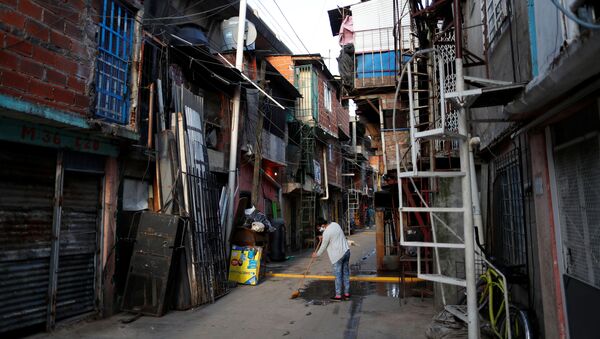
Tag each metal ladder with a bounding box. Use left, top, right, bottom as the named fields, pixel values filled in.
left=396, top=50, right=470, bottom=285
left=395, top=48, right=517, bottom=338
left=299, top=124, right=316, bottom=247
left=347, top=189, right=360, bottom=235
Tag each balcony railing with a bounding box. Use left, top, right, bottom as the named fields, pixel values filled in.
left=353, top=26, right=414, bottom=89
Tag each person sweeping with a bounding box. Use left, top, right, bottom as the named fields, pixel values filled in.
left=312, top=218, right=351, bottom=301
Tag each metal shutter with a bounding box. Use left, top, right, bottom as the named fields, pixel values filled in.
left=56, top=172, right=100, bottom=321
left=554, top=135, right=600, bottom=288
left=0, top=143, right=56, bottom=333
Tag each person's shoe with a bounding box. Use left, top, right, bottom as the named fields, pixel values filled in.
left=330, top=295, right=343, bottom=301
left=343, top=293, right=351, bottom=300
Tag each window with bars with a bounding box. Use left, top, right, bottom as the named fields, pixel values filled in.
left=95, top=0, right=135, bottom=124
left=492, top=147, right=528, bottom=274
left=486, top=0, right=508, bottom=42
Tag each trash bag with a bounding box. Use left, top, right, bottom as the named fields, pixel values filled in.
left=337, top=44, right=355, bottom=90
left=244, top=206, right=274, bottom=232
left=251, top=221, right=265, bottom=232
left=425, top=309, right=468, bottom=339
left=268, top=219, right=286, bottom=262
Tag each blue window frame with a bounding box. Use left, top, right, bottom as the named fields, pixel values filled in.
left=95, top=0, right=135, bottom=124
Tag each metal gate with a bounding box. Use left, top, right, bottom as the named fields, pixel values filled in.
left=492, top=147, right=528, bottom=275
left=0, top=144, right=103, bottom=334
left=56, top=172, right=101, bottom=321
left=553, top=132, right=600, bottom=288
left=0, top=143, right=56, bottom=333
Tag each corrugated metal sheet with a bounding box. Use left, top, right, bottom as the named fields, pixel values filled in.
left=56, top=172, right=100, bottom=321
left=0, top=143, right=56, bottom=333
left=351, top=0, right=395, bottom=31
left=262, top=132, right=286, bottom=165
left=352, top=0, right=413, bottom=53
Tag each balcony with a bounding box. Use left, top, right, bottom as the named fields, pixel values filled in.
left=353, top=26, right=413, bottom=90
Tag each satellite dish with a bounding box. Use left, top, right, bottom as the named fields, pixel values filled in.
left=222, top=16, right=257, bottom=51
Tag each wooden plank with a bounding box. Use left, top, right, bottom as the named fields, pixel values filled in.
left=376, top=210, right=385, bottom=271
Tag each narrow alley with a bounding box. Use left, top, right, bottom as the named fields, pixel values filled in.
left=33, top=230, right=435, bottom=339
left=1, top=0, right=599, bottom=338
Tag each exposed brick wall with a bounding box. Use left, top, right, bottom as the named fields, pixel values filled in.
left=333, top=88, right=349, bottom=137
left=266, top=55, right=294, bottom=84
left=383, top=130, right=410, bottom=171
left=0, top=0, right=97, bottom=117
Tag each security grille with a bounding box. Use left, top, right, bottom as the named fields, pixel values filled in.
left=554, top=134, right=600, bottom=289
left=294, top=65, right=318, bottom=120
left=95, top=0, right=135, bottom=124
left=492, top=147, right=527, bottom=273
left=434, top=31, right=458, bottom=134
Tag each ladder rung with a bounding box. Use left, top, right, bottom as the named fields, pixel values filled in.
left=400, top=207, right=464, bottom=213
left=400, top=105, right=429, bottom=112
left=397, top=171, right=465, bottom=178
left=414, top=129, right=467, bottom=140
left=401, top=240, right=465, bottom=249
left=418, top=273, right=466, bottom=287
left=400, top=89, right=429, bottom=92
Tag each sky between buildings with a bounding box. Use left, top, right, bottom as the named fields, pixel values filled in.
left=247, top=0, right=358, bottom=75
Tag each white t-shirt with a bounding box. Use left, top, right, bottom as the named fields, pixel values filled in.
left=316, top=222, right=350, bottom=264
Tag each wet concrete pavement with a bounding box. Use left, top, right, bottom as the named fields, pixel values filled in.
left=34, top=229, right=436, bottom=339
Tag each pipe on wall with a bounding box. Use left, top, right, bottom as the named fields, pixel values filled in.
left=505, top=31, right=600, bottom=117
left=321, top=150, right=329, bottom=200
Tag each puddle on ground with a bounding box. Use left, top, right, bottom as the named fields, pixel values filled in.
left=299, top=280, right=404, bottom=305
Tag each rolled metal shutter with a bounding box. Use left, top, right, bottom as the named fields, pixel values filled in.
left=56, top=172, right=100, bottom=321
left=0, top=143, right=56, bottom=333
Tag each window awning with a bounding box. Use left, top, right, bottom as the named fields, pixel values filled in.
left=446, top=77, right=526, bottom=108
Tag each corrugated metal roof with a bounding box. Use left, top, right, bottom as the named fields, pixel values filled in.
left=352, top=0, right=395, bottom=31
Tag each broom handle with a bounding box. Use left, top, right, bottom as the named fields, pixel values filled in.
left=297, top=237, right=323, bottom=289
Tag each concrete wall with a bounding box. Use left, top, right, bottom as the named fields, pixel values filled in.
left=463, top=0, right=532, bottom=148
left=532, top=0, right=565, bottom=77
left=432, top=177, right=465, bottom=308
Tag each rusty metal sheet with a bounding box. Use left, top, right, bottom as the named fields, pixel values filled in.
left=55, top=171, right=101, bottom=321
left=0, top=142, right=56, bottom=334
left=121, top=212, right=179, bottom=316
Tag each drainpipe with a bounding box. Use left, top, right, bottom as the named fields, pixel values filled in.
left=225, top=0, right=247, bottom=256
left=352, top=116, right=357, bottom=161
left=321, top=150, right=329, bottom=200
left=378, top=99, right=387, bottom=173
left=454, top=0, right=479, bottom=337
left=469, top=137, right=484, bottom=249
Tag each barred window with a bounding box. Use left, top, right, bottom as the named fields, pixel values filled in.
left=492, top=148, right=527, bottom=272
left=95, top=0, right=135, bottom=124
left=486, top=0, right=508, bottom=42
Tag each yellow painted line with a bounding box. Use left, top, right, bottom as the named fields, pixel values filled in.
left=267, top=272, right=424, bottom=283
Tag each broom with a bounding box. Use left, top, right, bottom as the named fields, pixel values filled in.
left=290, top=237, right=322, bottom=299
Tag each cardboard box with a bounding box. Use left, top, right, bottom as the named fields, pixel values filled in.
left=228, top=245, right=262, bottom=285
